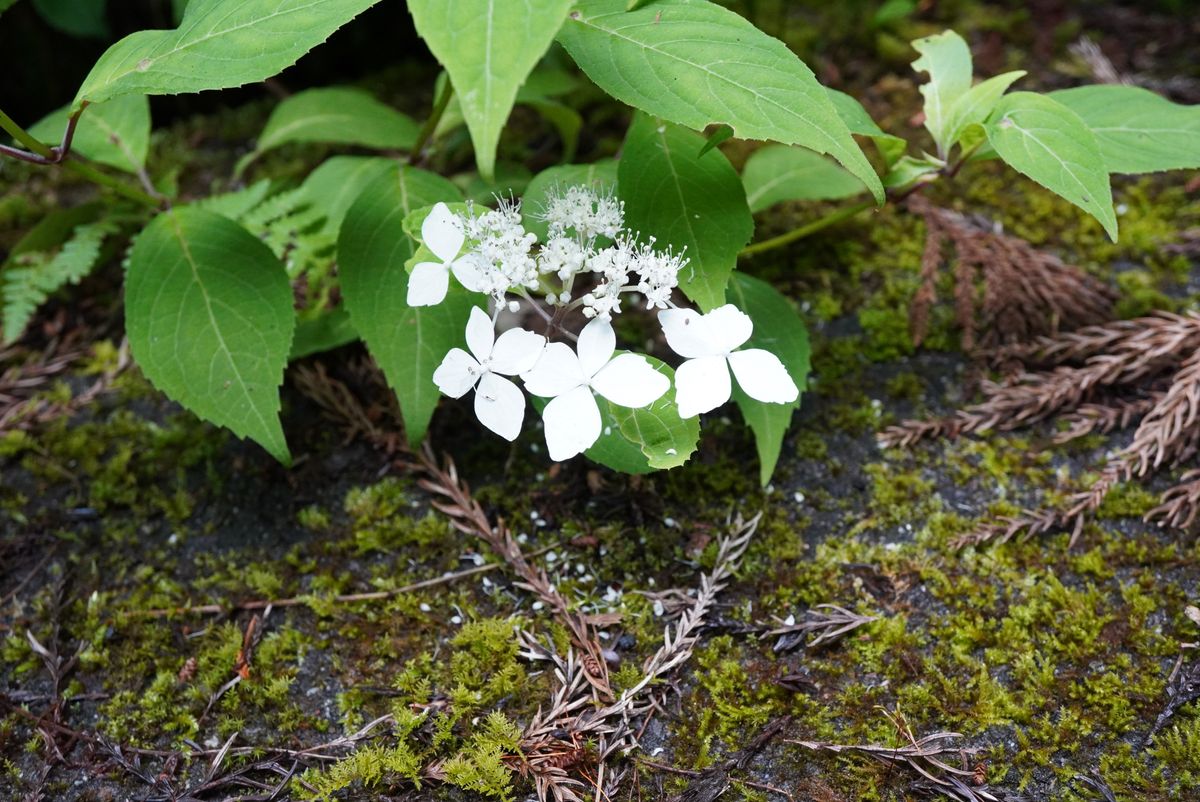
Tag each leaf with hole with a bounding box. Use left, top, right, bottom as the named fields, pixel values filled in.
left=984, top=91, right=1117, bottom=240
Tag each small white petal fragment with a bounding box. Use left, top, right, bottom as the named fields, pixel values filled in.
left=727, top=348, right=799, bottom=404
left=432, top=348, right=480, bottom=399
left=543, top=384, right=602, bottom=461
left=674, top=355, right=731, bottom=418
left=658, top=307, right=716, bottom=358
left=489, top=328, right=546, bottom=375
left=422, top=202, right=465, bottom=262
left=464, top=306, right=495, bottom=362
left=591, top=354, right=669, bottom=408
left=522, top=342, right=586, bottom=398
left=474, top=372, right=525, bottom=441
left=577, top=317, right=617, bottom=378
left=407, top=261, right=450, bottom=307
left=704, top=304, right=755, bottom=353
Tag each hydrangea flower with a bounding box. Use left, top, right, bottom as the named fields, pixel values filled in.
left=407, top=202, right=484, bottom=307
left=659, top=304, right=798, bottom=418
left=432, top=307, right=545, bottom=440
left=523, top=317, right=669, bottom=460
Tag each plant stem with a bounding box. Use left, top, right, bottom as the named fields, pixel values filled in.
left=0, top=106, right=53, bottom=158
left=739, top=200, right=874, bottom=257
left=408, top=80, right=454, bottom=165
left=0, top=104, right=163, bottom=209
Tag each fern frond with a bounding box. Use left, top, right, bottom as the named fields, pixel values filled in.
left=1, top=219, right=117, bottom=343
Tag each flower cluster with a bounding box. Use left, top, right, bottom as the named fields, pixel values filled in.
left=412, top=186, right=799, bottom=462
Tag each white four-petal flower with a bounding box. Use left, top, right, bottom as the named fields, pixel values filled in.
left=407, top=202, right=484, bottom=307
left=433, top=307, right=545, bottom=440
left=659, top=304, right=798, bottom=418
left=522, top=317, right=670, bottom=461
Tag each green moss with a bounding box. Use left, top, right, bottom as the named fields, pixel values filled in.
left=1097, top=481, right=1160, bottom=519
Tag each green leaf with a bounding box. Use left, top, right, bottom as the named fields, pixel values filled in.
left=606, top=356, right=699, bottom=470
left=942, top=70, right=1025, bottom=150
left=984, top=91, right=1117, bottom=241
left=125, top=208, right=295, bottom=463
left=73, top=0, right=380, bottom=108
left=725, top=273, right=810, bottom=485
left=1049, top=85, right=1200, bottom=174
left=298, top=156, right=396, bottom=234
left=826, top=89, right=906, bottom=166
left=337, top=165, right=468, bottom=445
left=521, top=160, right=619, bottom=242
left=529, top=364, right=701, bottom=474
left=28, top=94, right=150, bottom=173
left=698, top=124, right=734, bottom=158
left=32, top=0, right=109, bottom=38
left=407, top=0, right=574, bottom=181
left=559, top=0, right=884, bottom=203
left=2, top=218, right=116, bottom=344
left=911, top=30, right=973, bottom=156
left=618, top=114, right=753, bottom=312
left=244, top=87, right=419, bottom=167
left=290, top=307, right=357, bottom=360
left=742, top=145, right=865, bottom=213
left=881, top=154, right=941, bottom=190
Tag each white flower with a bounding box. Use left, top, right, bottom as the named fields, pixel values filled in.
left=433, top=307, right=545, bottom=440
left=407, top=203, right=484, bottom=306
left=659, top=304, right=798, bottom=418
left=522, top=318, right=669, bottom=461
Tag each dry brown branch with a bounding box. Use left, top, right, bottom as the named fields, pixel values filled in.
left=0, top=339, right=128, bottom=432
left=885, top=310, right=1200, bottom=546
left=905, top=197, right=1117, bottom=354
left=1054, top=392, right=1165, bottom=444
left=118, top=545, right=557, bottom=619
left=412, top=443, right=613, bottom=700
left=517, top=514, right=762, bottom=802
left=792, top=715, right=999, bottom=802
left=1147, top=469, right=1200, bottom=529
left=765, top=604, right=878, bottom=652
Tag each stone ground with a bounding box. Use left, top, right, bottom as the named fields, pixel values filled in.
left=3, top=3, right=1200, bottom=801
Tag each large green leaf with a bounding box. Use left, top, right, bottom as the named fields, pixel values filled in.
left=408, top=0, right=574, bottom=181
left=559, top=0, right=884, bottom=203
left=1049, top=85, right=1200, bottom=175
left=984, top=92, right=1117, bottom=241
left=742, top=145, right=864, bottom=213
left=911, top=30, right=973, bottom=157
left=28, top=94, right=150, bottom=173
left=336, top=165, right=468, bottom=445
left=126, top=208, right=295, bottom=463
left=520, top=160, right=619, bottom=242
left=73, top=0, right=379, bottom=108
left=619, top=114, right=753, bottom=312
left=245, top=87, right=419, bottom=166
left=725, top=273, right=810, bottom=485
